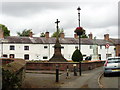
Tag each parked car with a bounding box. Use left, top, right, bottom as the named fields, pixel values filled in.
left=85, top=56, right=92, bottom=60
left=103, top=57, right=120, bottom=76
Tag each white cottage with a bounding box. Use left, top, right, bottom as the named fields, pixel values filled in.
left=0, top=31, right=116, bottom=61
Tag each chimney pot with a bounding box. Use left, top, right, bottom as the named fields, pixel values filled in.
left=0, top=28, right=4, bottom=38
left=45, top=32, right=49, bottom=38
left=29, top=31, right=33, bottom=37
left=88, top=32, right=93, bottom=39
left=74, top=34, right=78, bottom=39
left=104, top=34, right=109, bottom=40
left=60, top=33, right=65, bottom=38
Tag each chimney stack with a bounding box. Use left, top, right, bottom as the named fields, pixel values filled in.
left=74, top=34, right=78, bottom=39
left=88, top=32, right=93, bottom=39
left=29, top=30, right=33, bottom=37
left=60, top=33, right=65, bottom=38
left=0, top=27, right=4, bottom=38
left=45, top=32, right=49, bottom=38
left=104, top=34, right=109, bottom=40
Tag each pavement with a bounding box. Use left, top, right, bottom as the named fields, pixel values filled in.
left=22, top=67, right=103, bottom=88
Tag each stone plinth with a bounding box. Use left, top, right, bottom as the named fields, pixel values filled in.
left=49, top=38, right=67, bottom=62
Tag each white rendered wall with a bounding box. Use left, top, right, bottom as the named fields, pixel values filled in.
left=98, top=45, right=115, bottom=60
left=0, top=43, right=116, bottom=61
left=3, top=44, right=34, bottom=59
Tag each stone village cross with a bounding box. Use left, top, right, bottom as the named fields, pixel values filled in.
left=49, top=19, right=67, bottom=62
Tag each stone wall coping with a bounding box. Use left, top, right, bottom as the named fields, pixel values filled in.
left=26, top=61, right=104, bottom=64
left=0, top=58, right=26, bottom=73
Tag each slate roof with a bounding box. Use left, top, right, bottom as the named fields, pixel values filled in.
left=95, top=39, right=114, bottom=46
left=0, top=36, right=115, bottom=46
left=5, top=36, right=32, bottom=43
left=109, top=38, right=120, bottom=45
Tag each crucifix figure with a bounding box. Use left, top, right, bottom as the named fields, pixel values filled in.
left=55, top=19, right=60, bottom=38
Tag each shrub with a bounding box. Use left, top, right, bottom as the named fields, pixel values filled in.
left=72, top=48, right=83, bottom=62
left=2, top=68, right=21, bottom=89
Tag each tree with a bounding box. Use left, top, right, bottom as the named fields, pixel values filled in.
left=51, top=28, right=64, bottom=37
left=0, top=24, right=10, bottom=36
left=17, top=29, right=32, bottom=36
left=40, top=32, right=45, bottom=37
left=72, top=48, right=83, bottom=62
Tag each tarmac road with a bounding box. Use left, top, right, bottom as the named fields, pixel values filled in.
left=100, top=73, right=120, bottom=88
left=22, top=67, right=103, bottom=88
left=60, top=67, right=103, bottom=88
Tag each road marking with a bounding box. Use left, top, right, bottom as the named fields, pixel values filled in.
left=98, top=72, right=104, bottom=88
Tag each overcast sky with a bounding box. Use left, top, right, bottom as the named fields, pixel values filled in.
left=0, top=0, right=119, bottom=39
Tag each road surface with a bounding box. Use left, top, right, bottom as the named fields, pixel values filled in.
left=22, top=67, right=103, bottom=88
left=60, top=67, right=103, bottom=88
left=100, top=73, right=120, bottom=88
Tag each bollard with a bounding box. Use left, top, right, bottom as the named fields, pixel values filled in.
left=56, top=65, right=59, bottom=82
left=66, top=65, right=69, bottom=79
left=79, top=62, right=81, bottom=76
left=73, top=64, right=77, bottom=76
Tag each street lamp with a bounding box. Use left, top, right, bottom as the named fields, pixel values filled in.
left=76, top=6, right=82, bottom=51
left=77, top=6, right=81, bottom=28
left=74, top=6, right=83, bottom=76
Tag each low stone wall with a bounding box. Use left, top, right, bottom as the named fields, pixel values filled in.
left=0, top=58, right=26, bottom=88
left=2, top=58, right=14, bottom=64
left=26, top=61, right=105, bottom=71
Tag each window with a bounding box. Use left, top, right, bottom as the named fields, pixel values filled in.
left=100, top=45, right=102, bottom=49
left=24, top=46, right=29, bottom=50
left=83, top=55, right=86, bottom=57
left=106, top=54, right=112, bottom=58
left=10, top=45, right=15, bottom=50
left=75, top=46, right=78, bottom=49
left=9, top=54, right=15, bottom=58
left=90, top=45, right=92, bottom=49
left=61, top=46, right=64, bottom=49
left=3, top=54, right=8, bottom=58
left=44, top=46, right=48, bottom=49
left=24, top=54, right=29, bottom=60
left=114, top=48, right=116, bottom=51
left=43, top=56, right=48, bottom=59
